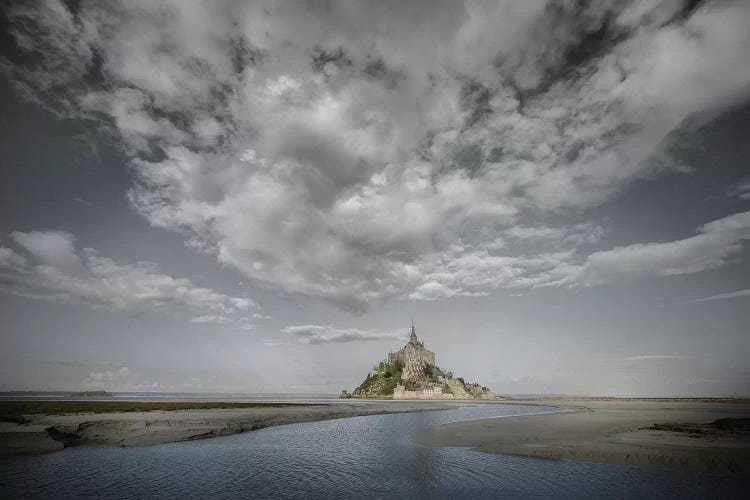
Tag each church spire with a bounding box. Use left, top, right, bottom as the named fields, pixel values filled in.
left=409, top=320, right=417, bottom=343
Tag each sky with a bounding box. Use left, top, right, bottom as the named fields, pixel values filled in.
left=1, top=0, right=749, bottom=396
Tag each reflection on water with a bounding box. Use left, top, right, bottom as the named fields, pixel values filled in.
left=1, top=403, right=746, bottom=499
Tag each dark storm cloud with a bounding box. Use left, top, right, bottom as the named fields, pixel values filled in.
left=2, top=0, right=750, bottom=313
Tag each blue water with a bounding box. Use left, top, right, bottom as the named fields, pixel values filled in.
left=1, top=403, right=747, bottom=499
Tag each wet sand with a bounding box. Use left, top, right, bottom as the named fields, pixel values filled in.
left=414, top=398, right=750, bottom=475
left=0, top=401, right=451, bottom=455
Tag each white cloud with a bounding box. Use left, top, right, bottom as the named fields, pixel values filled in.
left=732, top=178, right=750, bottom=200
left=407, top=249, right=575, bottom=299
left=695, top=288, right=750, bottom=302
left=0, top=247, right=26, bottom=268
left=73, top=197, right=93, bottom=206
left=502, top=224, right=604, bottom=246
left=408, top=281, right=458, bottom=301
left=281, top=325, right=407, bottom=344
left=190, top=315, right=232, bottom=325
left=13, top=230, right=82, bottom=269
left=571, top=210, right=750, bottom=286
left=0, top=230, right=254, bottom=314
left=407, top=210, right=750, bottom=297
left=5, top=0, right=750, bottom=310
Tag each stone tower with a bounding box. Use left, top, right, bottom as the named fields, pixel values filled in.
left=388, top=322, right=435, bottom=383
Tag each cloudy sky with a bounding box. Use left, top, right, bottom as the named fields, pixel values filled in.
left=1, top=0, right=749, bottom=396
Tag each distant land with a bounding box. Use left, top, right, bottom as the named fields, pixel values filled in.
left=67, top=391, right=113, bottom=398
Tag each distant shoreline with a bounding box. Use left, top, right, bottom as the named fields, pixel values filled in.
left=415, top=397, right=750, bottom=476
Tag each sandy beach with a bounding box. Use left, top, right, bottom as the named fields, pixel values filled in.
left=0, top=401, right=451, bottom=455
left=415, top=398, right=750, bottom=476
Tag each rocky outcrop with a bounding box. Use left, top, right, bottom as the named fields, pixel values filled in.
left=349, top=323, right=493, bottom=400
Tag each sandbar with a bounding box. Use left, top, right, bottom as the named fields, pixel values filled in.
left=0, top=400, right=451, bottom=455
left=414, top=398, right=750, bottom=476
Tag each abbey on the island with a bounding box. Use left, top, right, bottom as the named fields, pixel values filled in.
left=388, top=323, right=435, bottom=382
left=343, top=322, right=493, bottom=400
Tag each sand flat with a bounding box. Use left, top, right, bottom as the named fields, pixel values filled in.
left=1, top=401, right=452, bottom=454
left=414, top=398, right=750, bottom=475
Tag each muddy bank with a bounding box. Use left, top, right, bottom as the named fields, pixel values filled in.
left=414, top=398, right=750, bottom=476
left=1, top=401, right=452, bottom=454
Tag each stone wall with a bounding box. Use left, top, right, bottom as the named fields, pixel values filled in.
left=393, top=384, right=454, bottom=399
left=393, top=381, right=493, bottom=400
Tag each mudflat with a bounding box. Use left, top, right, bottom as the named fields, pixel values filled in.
left=0, top=400, right=451, bottom=455
left=414, top=398, right=750, bottom=476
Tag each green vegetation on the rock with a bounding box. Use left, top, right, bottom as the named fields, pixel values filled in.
left=442, top=383, right=453, bottom=395
left=0, top=401, right=323, bottom=423
left=353, top=360, right=404, bottom=397
left=423, top=364, right=439, bottom=379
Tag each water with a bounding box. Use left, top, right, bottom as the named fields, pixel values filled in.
left=1, top=403, right=746, bottom=499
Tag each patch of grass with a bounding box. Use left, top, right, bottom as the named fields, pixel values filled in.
left=442, top=384, right=453, bottom=395
left=0, top=401, right=324, bottom=422
left=354, top=361, right=403, bottom=396
left=643, top=418, right=750, bottom=435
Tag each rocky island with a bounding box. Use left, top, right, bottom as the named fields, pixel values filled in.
left=346, top=323, right=493, bottom=400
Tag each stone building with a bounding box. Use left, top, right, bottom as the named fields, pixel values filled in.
left=348, top=322, right=493, bottom=400
left=389, top=323, right=492, bottom=400
left=387, top=322, right=435, bottom=383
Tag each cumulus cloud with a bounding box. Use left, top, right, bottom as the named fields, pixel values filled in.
left=281, top=325, right=407, bottom=344
left=5, top=1, right=750, bottom=310
left=0, top=230, right=254, bottom=314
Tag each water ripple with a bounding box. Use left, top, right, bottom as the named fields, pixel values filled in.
left=1, top=403, right=747, bottom=499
